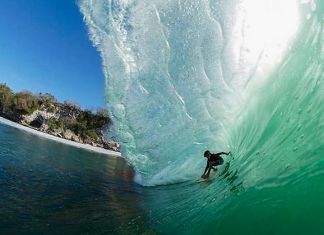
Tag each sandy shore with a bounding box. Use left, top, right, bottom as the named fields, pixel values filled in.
left=0, top=117, right=121, bottom=157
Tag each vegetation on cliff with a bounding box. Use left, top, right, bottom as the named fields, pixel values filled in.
left=0, top=83, right=57, bottom=116
left=0, top=83, right=119, bottom=151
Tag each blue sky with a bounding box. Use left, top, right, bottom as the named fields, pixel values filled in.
left=0, top=0, right=106, bottom=109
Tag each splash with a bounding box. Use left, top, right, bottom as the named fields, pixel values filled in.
left=79, top=0, right=323, bottom=186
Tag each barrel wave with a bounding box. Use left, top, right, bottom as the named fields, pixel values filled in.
left=79, top=0, right=324, bottom=192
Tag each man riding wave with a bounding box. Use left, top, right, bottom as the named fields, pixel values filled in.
left=201, top=150, right=231, bottom=179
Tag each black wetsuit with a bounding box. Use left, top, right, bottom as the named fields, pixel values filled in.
left=204, top=152, right=226, bottom=174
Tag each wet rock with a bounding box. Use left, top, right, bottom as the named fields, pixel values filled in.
left=63, top=129, right=73, bottom=140
left=72, top=135, right=82, bottom=143
left=104, top=141, right=120, bottom=151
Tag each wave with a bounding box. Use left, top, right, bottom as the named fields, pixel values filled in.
left=78, top=0, right=324, bottom=186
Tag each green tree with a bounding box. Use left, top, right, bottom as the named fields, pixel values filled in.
left=96, top=107, right=109, bottom=117
left=11, top=90, right=39, bottom=115
left=47, top=105, right=55, bottom=113
left=35, top=92, right=57, bottom=108
left=0, top=83, right=13, bottom=112
left=47, top=117, right=64, bottom=130
left=63, top=100, right=81, bottom=110
left=86, top=130, right=99, bottom=140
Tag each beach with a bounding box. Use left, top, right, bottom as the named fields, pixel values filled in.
left=0, top=117, right=121, bottom=157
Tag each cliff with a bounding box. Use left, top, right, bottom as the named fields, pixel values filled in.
left=0, top=83, right=119, bottom=152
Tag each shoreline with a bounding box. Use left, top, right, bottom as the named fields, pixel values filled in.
left=0, top=117, right=121, bottom=157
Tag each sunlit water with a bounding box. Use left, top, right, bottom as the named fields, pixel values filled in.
left=79, top=0, right=324, bottom=187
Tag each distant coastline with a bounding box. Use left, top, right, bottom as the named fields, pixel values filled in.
left=0, top=83, right=120, bottom=156
left=0, top=117, right=121, bottom=157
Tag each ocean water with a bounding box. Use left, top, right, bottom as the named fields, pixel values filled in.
left=2, top=121, right=324, bottom=235
left=2, top=0, right=324, bottom=234
left=79, top=0, right=324, bottom=233
left=0, top=123, right=152, bottom=234
left=79, top=0, right=324, bottom=187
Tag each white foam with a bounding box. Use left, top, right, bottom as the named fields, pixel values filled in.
left=133, top=172, right=142, bottom=185
left=0, top=117, right=121, bottom=157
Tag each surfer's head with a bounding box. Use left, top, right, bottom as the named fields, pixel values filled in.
left=204, top=150, right=211, bottom=158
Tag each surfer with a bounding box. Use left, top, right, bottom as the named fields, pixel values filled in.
left=201, top=150, right=231, bottom=179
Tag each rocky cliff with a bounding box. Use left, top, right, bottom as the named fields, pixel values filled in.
left=5, top=103, right=119, bottom=152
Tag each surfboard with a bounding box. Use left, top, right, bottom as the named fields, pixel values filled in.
left=194, top=170, right=216, bottom=183
left=194, top=177, right=208, bottom=183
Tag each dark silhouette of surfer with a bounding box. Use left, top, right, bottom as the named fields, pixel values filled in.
left=201, top=150, right=231, bottom=179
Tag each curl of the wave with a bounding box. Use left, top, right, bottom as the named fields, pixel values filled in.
left=78, top=0, right=319, bottom=186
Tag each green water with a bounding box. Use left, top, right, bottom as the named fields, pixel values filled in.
left=1, top=118, right=324, bottom=234
left=79, top=0, right=324, bottom=189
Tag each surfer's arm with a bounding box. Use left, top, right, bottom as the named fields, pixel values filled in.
left=218, top=151, right=231, bottom=155
left=203, top=163, right=209, bottom=175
